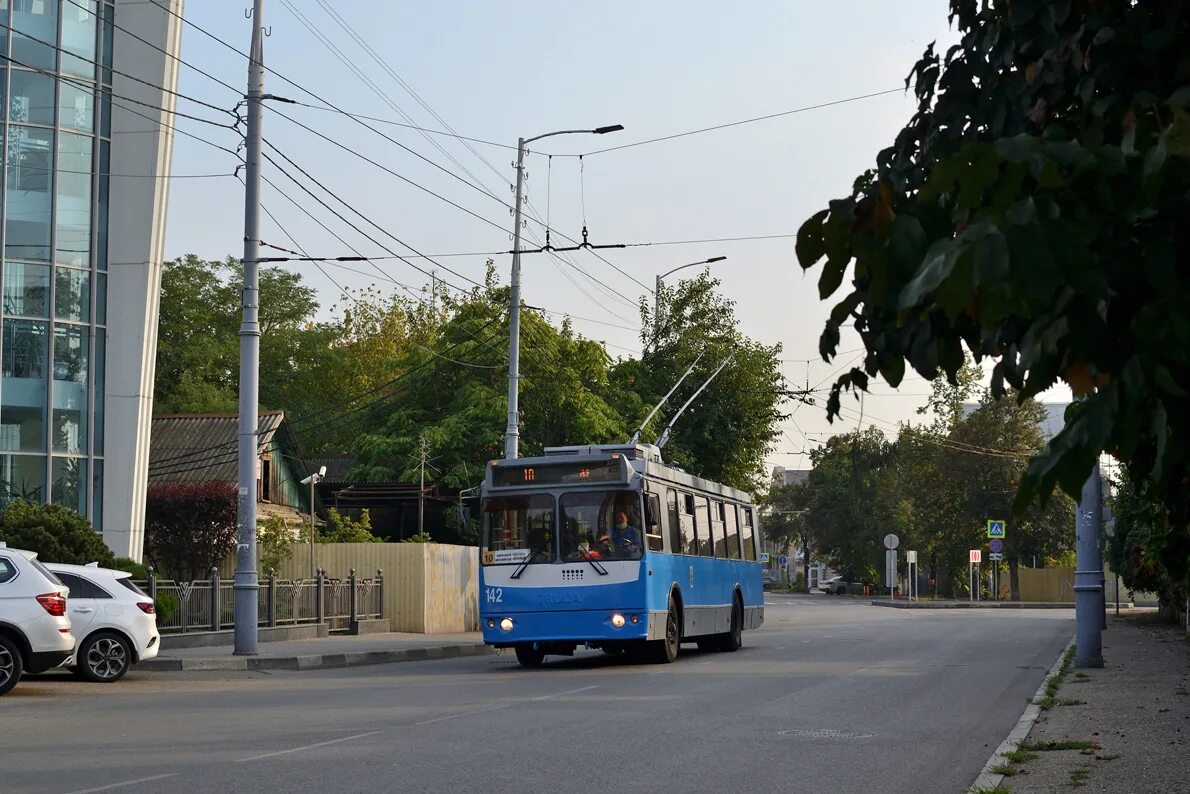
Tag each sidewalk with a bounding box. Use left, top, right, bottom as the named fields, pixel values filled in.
left=140, top=631, right=492, bottom=672
left=975, top=611, right=1189, bottom=793
left=872, top=599, right=1077, bottom=609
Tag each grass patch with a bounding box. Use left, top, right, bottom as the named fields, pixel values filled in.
left=989, top=764, right=1019, bottom=776
left=1097, top=753, right=1120, bottom=761
left=1002, top=749, right=1038, bottom=764
left=1055, top=698, right=1086, bottom=706
left=969, top=787, right=1012, bottom=794
left=1069, top=766, right=1091, bottom=787
left=1176, top=686, right=1188, bottom=696
left=1034, top=645, right=1077, bottom=709
left=1018, top=738, right=1098, bottom=752
left=1074, top=671, right=1091, bottom=680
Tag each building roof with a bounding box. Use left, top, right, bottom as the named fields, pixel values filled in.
left=148, top=411, right=289, bottom=483
left=305, top=453, right=356, bottom=483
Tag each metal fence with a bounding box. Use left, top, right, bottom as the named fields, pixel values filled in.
left=138, top=568, right=383, bottom=635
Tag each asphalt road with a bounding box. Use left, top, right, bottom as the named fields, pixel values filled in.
left=1, top=598, right=1073, bottom=794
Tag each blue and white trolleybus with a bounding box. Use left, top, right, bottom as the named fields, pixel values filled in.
left=479, top=442, right=763, bottom=666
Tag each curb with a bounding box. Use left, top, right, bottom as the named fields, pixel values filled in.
left=138, top=643, right=494, bottom=672
left=871, top=601, right=1078, bottom=610
left=969, top=635, right=1075, bottom=792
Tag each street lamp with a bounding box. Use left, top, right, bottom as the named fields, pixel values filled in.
left=505, top=124, right=623, bottom=460
left=653, top=255, right=727, bottom=340
left=299, top=466, right=326, bottom=578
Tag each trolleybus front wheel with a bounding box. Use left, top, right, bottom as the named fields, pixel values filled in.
left=515, top=644, right=546, bottom=667
left=648, top=596, right=681, bottom=664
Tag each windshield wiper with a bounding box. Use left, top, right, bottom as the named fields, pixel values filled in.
left=578, top=556, right=609, bottom=576
left=511, top=551, right=543, bottom=580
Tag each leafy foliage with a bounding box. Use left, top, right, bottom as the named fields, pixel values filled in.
left=629, top=270, right=786, bottom=491
left=257, top=516, right=295, bottom=573
left=0, top=500, right=114, bottom=566
left=795, top=1, right=1190, bottom=587
left=143, top=481, right=238, bottom=580
left=319, top=508, right=380, bottom=544
left=1107, top=470, right=1188, bottom=620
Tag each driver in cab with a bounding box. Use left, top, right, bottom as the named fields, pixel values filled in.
left=610, top=511, right=641, bottom=552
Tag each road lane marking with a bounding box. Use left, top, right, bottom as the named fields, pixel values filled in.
left=63, top=774, right=178, bottom=793
left=414, top=704, right=509, bottom=725
left=236, top=731, right=381, bottom=762
left=531, top=685, right=599, bottom=700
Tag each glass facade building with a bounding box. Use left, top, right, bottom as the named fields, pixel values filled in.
left=0, top=1, right=114, bottom=529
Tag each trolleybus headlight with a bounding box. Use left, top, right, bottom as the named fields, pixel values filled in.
left=487, top=619, right=496, bottom=629
left=499, top=617, right=514, bottom=632
left=611, top=613, right=626, bottom=628
left=630, top=614, right=640, bottom=624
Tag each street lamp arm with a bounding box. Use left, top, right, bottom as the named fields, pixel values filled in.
left=657, top=256, right=727, bottom=281
left=523, top=125, right=623, bottom=145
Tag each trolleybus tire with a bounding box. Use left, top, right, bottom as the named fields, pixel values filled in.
left=515, top=644, right=546, bottom=667
left=721, top=595, right=743, bottom=652
left=648, top=596, right=681, bottom=664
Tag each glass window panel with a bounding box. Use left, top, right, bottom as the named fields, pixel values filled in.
left=694, top=496, right=712, bottom=556
left=11, top=0, right=57, bottom=70
left=94, top=272, right=106, bottom=324
left=92, top=458, right=103, bottom=530
left=101, top=5, right=114, bottom=85
left=0, top=4, right=8, bottom=58
left=96, top=139, right=108, bottom=269
left=93, top=329, right=103, bottom=454
left=5, top=125, right=53, bottom=261
left=56, top=132, right=93, bottom=267
left=9, top=69, right=56, bottom=126
left=2, top=261, right=50, bottom=317
left=52, top=324, right=87, bottom=453
left=741, top=508, right=757, bottom=561
left=0, top=454, right=46, bottom=506
left=0, top=66, right=7, bottom=121
left=99, top=86, right=110, bottom=137
left=11, top=34, right=55, bottom=74
left=666, top=489, right=682, bottom=554
left=61, top=0, right=98, bottom=79
left=1, top=319, right=48, bottom=452
left=54, top=267, right=90, bottom=322
left=59, top=82, right=94, bottom=132
left=51, top=456, right=87, bottom=515
left=724, top=503, right=741, bottom=560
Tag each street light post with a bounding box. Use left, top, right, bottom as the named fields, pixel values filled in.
left=504, top=124, right=623, bottom=460
left=300, top=466, right=326, bottom=579
left=653, top=256, right=727, bottom=341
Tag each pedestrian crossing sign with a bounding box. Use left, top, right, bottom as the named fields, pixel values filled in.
left=760, top=552, right=771, bottom=563
left=987, top=520, right=1006, bottom=539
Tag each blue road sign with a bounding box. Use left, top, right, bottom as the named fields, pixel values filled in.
left=987, top=519, right=1006, bottom=539
left=988, top=538, right=1004, bottom=554
left=779, top=555, right=788, bottom=567
left=760, top=552, right=771, bottom=563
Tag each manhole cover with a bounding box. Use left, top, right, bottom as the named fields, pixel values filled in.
left=778, top=729, right=873, bottom=740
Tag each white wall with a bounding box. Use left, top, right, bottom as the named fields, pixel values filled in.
left=103, top=0, right=185, bottom=559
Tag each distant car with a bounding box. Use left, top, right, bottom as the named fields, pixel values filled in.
left=0, top=544, right=74, bottom=696
left=818, top=575, right=863, bottom=595
left=46, top=563, right=159, bottom=683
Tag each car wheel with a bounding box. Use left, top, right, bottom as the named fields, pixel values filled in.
left=0, top=635, right=23, bottom=696
left=514, top=644, right=545, bottom=668
left=649, top=595, right=681, bottom=664
left=76, top=632, right=132, bottom=683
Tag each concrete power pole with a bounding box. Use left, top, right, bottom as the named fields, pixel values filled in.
left=418, top=435, right=429, bottom=537
left=503, top=137, right=527, bottom=460
left=1074, top=463, right=1105, bottom=668
left=234, top=0, right=266, bottom=656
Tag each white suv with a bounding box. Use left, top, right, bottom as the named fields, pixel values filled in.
left=47, top=563, right=160, bottom=682
left=0, top=543, right=74, bottom=696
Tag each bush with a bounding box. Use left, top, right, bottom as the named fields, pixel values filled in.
left=401, top=532, right=434, bottom=543
left=258, top=515, right=295, bottom=573
left=144, top=481, right=238, bottom=581
left=0, top=500, right=114, bottom=566
left=155, top=592, right=180, bottom=624
left=320, top=508, right=380, bottom=543
left=112, top=557, right=149, bottom=579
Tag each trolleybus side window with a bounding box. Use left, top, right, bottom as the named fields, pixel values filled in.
left=481, top=495, right=554, bottom=563
left=694, top=496, right=713, bottom=557
left=740, top=507, right=757, bottom=560
left=712, top=501, right=728, bottom=558
left=666, top=489, right=682, bottom=555
left=724, top=502, right=741, bottom=559
left=645, top=492, right=664, bottom=552
left=681, top=493, right=697, bottom=555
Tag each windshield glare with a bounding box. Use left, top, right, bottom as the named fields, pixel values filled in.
left=482, top=494, right=554, bottom=563
left=561, top=491, right=643, bottom=562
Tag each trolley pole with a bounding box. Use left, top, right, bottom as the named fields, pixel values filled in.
left=234, top=0, right=266, bottom=656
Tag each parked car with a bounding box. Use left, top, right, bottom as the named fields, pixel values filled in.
left=818, top=575, right=866, bottom=595
left=0, top=543, right=74, bottom=696
left=46, top=562, right=159, bottom=683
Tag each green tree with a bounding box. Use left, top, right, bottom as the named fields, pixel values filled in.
left=319, top=508, right=380, bottom=543
left=628, top=270, right=786, bottom=492
left=1107, top=471, right=1187, bottom=622
left=257, top=516, right=295, bottom=574
left=794, top=1, right=1190, bottom=596
left=762, top=481, right=813, bottom=585
left=0, top=501, right=114, bottom=566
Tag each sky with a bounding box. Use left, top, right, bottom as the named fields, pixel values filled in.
left=161, top=0, right=979, bottom=474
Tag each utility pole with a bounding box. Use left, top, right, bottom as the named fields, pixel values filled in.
left=1074, top=463, right=1105, bottom=667
left=234, top=0, right=266, bottom=656
left=503, top=124, right=622, bottom=459
left=418, top=435, right=429, bottom=536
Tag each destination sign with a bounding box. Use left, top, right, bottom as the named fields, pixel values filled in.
left=491, top=460, right=623, bottom=486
